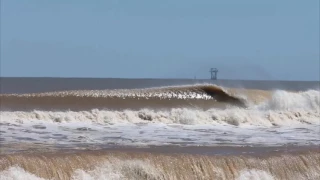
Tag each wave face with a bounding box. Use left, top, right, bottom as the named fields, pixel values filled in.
left=0, top=151, right=320, bottom=180
left=0, top=85, right=255, bottom=111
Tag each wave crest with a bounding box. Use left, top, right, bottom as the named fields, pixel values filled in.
left=260, top=90, right=320, bottom=111
left=1, top=107, right=319, bottom=126
left=1, top=88, right=319, bottom=126
left=1, top=151, right=320, bottom=180
left=0, top=85, right=248, bottom=111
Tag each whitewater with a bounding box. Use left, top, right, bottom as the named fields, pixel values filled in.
left=1, top=82, right=319, bottom=180
left=0, top=85, right=319, bottom=150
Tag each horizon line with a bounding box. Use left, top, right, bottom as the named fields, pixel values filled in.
left=0, top=76, right=319, bottom=82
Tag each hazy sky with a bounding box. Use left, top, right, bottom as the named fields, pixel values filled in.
left=1, top=0, right=319, bottom=80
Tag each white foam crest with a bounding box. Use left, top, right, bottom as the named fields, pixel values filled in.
left=1, top=162, right=319, bottom=180
left=70, top=162, right=124, bottom=180
left=0, top=166, right=45, bottom=180
left=258, top=90, right=320, bottom=111
left=236, top=169, right=275, bottom=180
left=5, top=84, right=216, bottom=100
left=1, top=107, right=319, bottom=127
left=71, top=159, right=162, bottom=180
left=1, top=90, right=319, bottom=140
left=237, top=167, right=320, bottom=180
left=0, top=160, right=160, bottom=180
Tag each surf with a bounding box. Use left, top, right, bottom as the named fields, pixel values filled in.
left=0, top=84, right=249, bottom=111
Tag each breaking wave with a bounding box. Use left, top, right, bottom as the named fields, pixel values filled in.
left=1, top=84, right=320, bottom=180
left=0, top=85, right=259, bottom=111
left=1, top=107, right=319, bottom=126
left=1, top=88, right=318, bottom=126
left=0, top=150, right=319, bottom=180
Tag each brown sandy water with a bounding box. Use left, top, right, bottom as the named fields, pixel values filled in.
left=0, top=85, right=253, bottom=111
left=1, top=78, right=319, bottom=180
left=0, top=146, right=319, bottom=180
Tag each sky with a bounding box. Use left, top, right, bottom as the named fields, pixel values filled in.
left=1, top=0, right=319, bottom=81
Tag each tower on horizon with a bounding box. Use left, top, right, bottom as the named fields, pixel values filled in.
left=209, top=68, right=218, bottom=80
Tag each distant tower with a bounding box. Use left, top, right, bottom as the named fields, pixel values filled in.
left=209, top=68, right=218, bottom=80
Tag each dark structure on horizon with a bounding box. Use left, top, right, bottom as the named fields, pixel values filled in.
left=210, top=68, right=218, bottom=80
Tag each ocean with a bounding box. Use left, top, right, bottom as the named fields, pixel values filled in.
left=0, top=77, right=319, bottom=180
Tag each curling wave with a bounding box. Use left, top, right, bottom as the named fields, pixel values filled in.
left=0, top=85, right=255, bottom=111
